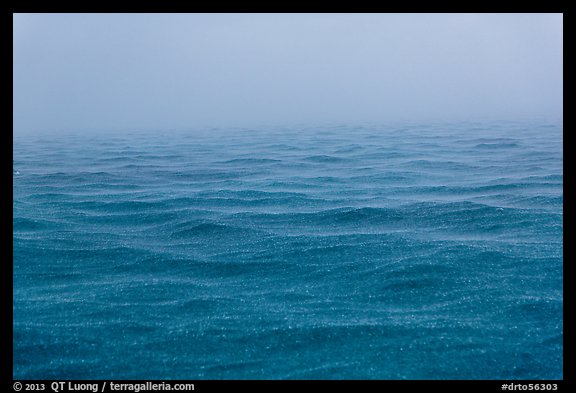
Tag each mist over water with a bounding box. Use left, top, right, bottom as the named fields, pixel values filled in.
left=13, top=121, right=562, bottom=379
left=13, top=12, right=563, bottom=380
left=13, top=13, right=562, bottom=132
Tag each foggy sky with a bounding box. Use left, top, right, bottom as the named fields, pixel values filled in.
left=13, top=13, right=563, bottom=133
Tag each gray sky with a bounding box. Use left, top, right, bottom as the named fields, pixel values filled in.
left=13, top=13, right=563, bottom=133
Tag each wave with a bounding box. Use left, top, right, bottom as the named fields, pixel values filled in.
left=13, top=122, right=563, bottom=380
left=303, top=155, right=351, bottom=163
left=170, top=222, right=247, bottom=238
left=221, top=158, right=282, bottom=165
left=474, top=142, right=520, bottom=149
left=13, top=217, right=52, bottom=232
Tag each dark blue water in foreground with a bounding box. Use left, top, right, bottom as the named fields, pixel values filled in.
left=13, top=122, right=563, bottom=379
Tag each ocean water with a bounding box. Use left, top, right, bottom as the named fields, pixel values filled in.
left=13, top=122, right=563, bottom=380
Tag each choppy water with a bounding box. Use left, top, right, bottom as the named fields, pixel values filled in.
left=13, top=122, right=563, bottom=379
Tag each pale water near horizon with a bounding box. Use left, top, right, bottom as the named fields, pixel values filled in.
left=13, top=121, right=563, bottom=379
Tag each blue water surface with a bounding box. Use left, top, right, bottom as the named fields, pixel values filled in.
left=13, top=122, right=563, bottom=379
